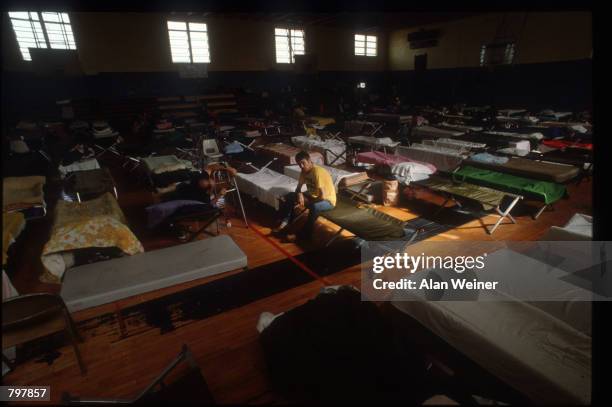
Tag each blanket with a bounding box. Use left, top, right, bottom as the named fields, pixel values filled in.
left=3, top=212, right=26, bottom=265
left=41, top=192, right=143, bottom=283
left=453, top=166, right=566, bottom=204
left=68, top=168, right=116, bottom=198
left=3, top=176, right=46, bottom=211
left=141, top=155, right=194, bottom=174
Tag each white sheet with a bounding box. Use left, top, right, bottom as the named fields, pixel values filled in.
left=58, top=158, right=101, bottom=177
left=412, top=125, right=464, bottom=138
left=390, top=161, right=435, bottom=185
left=236, top=168, right=306, bottom=210
left=391, top=248, right=592, bottom=405
left=291, top=136, right=346, bottom=165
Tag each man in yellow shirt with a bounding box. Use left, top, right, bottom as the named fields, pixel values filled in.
left=274, top=151, right=336, bottom=240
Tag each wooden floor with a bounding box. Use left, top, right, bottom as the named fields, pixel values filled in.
left=3, top=150, right=592, bottom=404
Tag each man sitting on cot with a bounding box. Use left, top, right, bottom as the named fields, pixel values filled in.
left=274, top=151, right=336, bottom=241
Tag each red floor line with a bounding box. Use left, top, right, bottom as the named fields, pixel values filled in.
left=249, top=224, right=331, bottom=285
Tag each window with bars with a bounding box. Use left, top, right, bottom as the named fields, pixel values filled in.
left=354, top=34, right=377, bottom=57
left=8, top=11, right=77, bottom=61
left=167, top=21, right=210, bottom=63
left=480, top=43, right=515, bottom=66
left=275, top=28, right=305, bottom=64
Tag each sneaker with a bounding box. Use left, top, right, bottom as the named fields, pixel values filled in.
left=284, top=233, right=298, bottom=243
left=272, top=220, right=289, bottom=234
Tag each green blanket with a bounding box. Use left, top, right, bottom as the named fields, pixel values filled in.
left=321, top=197, right=406, bottom=240
left=452, top=166, right=566, bottom=204
left=419, top=176, right=506, bottom=210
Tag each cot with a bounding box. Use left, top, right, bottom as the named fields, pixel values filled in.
left=396, top=144, right=466, bottom=172
left=3, top=176, right=47, bottom=219
left=411, top=125, right=464, bottom=139
left=140, top=155, right=196, bottom=188
left=542, top=139, right=593, bottom=151
left=347, top=136, right=400, bottom=156
left=60, top=235, right=247, bottom=312
left=412, top=175, right=522, bottom=234
left=64, top=167, right=118, bottom=202
left=235, top=167, right=306, bottom=210
left=497, top=108, right=527, bottom=117
left=58, top=158, right=101, bottom=178
left=391, top=247, right=591, bottom=405
left=482, top=131, right=543, bottom=149
left=256, top=143, right=324, bottom=167
left=343, top=120, right=384, bottom=137
left=464, top=155, right=580, bottom=183
left=286, top=196, right=420, bottom=246
left=422, top=137, right=486, bottom=151
left=355, top=151, right=436, bottom=185
left=452, top=165, right=566, bottom=218
left=365, top=113, right=412, bottom=124
left=291, top=135, right=347, bottom=165
left=437, top=122, right=483, bottom=133
left=40, top=193, right=144, bottom=283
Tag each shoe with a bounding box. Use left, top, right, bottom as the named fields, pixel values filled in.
left=272, top=220, right=289, bottom=234
left=285, top=233, right=298, bottom=243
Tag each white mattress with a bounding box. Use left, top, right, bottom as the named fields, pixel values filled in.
left=283, top=164, right=360, bottom=190
left=391, top=248, right=592, bottom=405
left=60, top=235, right=247, bottom=312
left=291, top=136, right=346, bottom=165
left=412, top=125, right=464, bottom=138
left=235, top=168, right=306, bottom=210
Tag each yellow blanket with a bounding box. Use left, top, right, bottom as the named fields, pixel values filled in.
left=41, top=193, right=144, bottom=283
left=3, top=176, right=46, bottom=211
left=3, top=212, right=26, bottom=265
left=308, top=116, right=336, bottom=127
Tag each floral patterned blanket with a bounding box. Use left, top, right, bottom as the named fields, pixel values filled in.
left=41, top=192, right=143, bottom=283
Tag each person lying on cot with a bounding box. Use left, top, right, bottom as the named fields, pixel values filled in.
left=156, top=171, right=227, bottom=207
left=149, top=171, right=227, bottom=240
left=273, top=151, right=336, bottom=241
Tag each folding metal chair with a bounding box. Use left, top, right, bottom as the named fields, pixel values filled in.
left=61, top=344, right=214, bottom=405
left=202, top=138, right=224, bottom=165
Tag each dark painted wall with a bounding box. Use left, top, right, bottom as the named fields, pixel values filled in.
left=2, top=59, right=591, bottom=124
